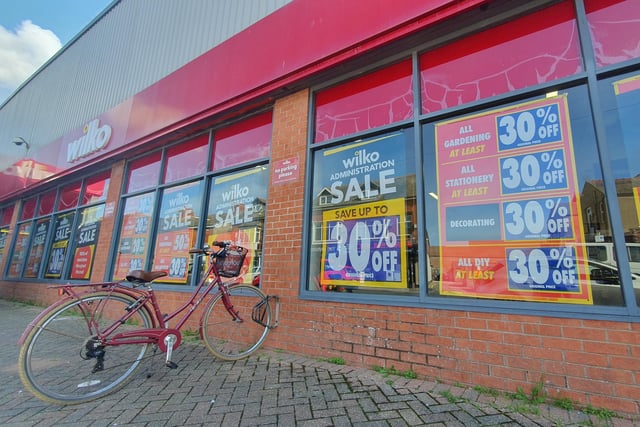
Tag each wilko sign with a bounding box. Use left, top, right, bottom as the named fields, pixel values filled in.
left=66, top=119, right=112, bottom=163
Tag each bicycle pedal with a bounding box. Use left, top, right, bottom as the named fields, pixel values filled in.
left=165, top=361, right=178, bottom=369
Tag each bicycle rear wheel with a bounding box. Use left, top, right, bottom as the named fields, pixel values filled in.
left=202, top=284, right=271, bottom=360
left=19, top=292, right=153, bottom=405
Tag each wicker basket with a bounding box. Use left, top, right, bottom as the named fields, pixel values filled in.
left=215, top=245, right=248, bottom=277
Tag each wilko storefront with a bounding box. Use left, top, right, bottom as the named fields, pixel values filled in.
left=0, top=0, right=639, bottom=417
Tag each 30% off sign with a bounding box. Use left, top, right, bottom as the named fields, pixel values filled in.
left=326, top=215, right=400, bottom=280
left=506, top=246, right=578, bottom=291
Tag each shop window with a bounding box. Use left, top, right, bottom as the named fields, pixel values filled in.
left=151, top=181, right=203, bottom=284
left=204, top=166, right=268, bottom=286
left=599, top=71, right=640, bottom=305
left=68, top=205, right=104, bottom=280
left=113, top=192, right=156, bottom=279
left=7, top=223, right=31, bottom=278
left=0, top=205, right=14, bottom=265
left=24, top=218, right=50, bottom=278
left=38, top=191, right=57, bottom=216
left=4, top=170, right=109, bottom=281
left=315, top=59, right=413, bottom=143
left=164, top=135, right=208, bottom=183
left=308, top=129, right=418, bottom=293
left=82, top=171, right=110, bottom=204
left=586, top=0, right=640, bottom=68
left=423, top=86, right=625, bottom=306
left=44, top=212, right=75, bottom=279
left=57, top=182, right=81, bottom=210
left=21, top=197, right=37, bottom=220
left=126, top=152, right=162, bottom=193
left=212, top=112, right=272, bottom=170
left=420, top=2, right=580, bottom=114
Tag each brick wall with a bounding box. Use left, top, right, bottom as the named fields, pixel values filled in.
left=2, top=87, right=638, bottom=416
left=91, top=160, right=125, bottom=282
left=254, top=88, right=640, bottom=416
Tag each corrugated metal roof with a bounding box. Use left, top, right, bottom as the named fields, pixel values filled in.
left=1, top=0, right=291, bottom=171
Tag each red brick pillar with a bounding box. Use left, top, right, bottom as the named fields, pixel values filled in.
left=90, top=160, right=126, bottom=282
left=262, top=89, right=309, bottom=297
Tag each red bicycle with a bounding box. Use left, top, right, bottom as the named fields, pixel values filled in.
left=18, top=241, right=278, bottom=405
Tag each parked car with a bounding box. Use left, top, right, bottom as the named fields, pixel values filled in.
left=584, top=259, right=640, bottom=288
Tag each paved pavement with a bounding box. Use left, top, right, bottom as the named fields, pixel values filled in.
left=0, top=298, right=637, bottom=427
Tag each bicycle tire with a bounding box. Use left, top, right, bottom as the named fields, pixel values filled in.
left=18, top=292, right=153, bottom=405
left=201, top=284, right=271, bottom=361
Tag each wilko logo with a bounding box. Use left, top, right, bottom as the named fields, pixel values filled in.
left=221, top=184, right=249, bottom=202
left=342, top=149, right=380, bottom=168
left=66, top=119, right=112, bottom=163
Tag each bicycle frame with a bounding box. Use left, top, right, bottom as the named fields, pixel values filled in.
left=18, top=250, right=239, bottom=353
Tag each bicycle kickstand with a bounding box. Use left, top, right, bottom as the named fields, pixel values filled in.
left=164, top=334, right=179, bottom=369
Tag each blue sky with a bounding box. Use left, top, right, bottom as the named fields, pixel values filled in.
left=0, top=0, right=113, bottom=104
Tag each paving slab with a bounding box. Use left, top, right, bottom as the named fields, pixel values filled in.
left=0, top=298, right=636, bottom=426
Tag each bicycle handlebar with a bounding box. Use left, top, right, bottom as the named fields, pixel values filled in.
left=188, top=241, right=230, bottom=255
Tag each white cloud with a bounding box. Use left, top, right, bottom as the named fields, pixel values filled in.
left=0, top=20, right=62, bottom=97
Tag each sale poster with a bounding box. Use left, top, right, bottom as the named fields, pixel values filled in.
left=114, top=193, right=154, bottom=279
left=315, top=132, right=411, bottom=288
left=152, top=182, right=202, bottom=283
left=435, top=95, right=592, bottom=303
left=70, top=205, right=104, bottom=280
left=205, top=168, right=268, bottom=283
left=45, top=212, right=75, bottom=278
left=321, top=198, right=407, bottom=288
left=209, top=167, right=268, bottom=234
left=24, top=219, right=50, bottom=278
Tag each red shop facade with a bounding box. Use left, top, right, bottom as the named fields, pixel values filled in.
left=1, top=0, right=639, bottom=416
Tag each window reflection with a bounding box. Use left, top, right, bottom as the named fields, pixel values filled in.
left=599, top=72, right=640, bottom=305
left=420, top=2, right=580, bottom=114
left=586, top=0, right=640, bottom=68
left=213, top=113, right=272, bottom=170
left=315, top=60, right=413, bottom=143
left=126, top=152, right=161, bottom=193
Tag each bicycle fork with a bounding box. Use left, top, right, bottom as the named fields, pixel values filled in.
left=219, top=291, right=278, bottom=327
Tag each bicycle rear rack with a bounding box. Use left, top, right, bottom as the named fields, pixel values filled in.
left=252, top=295, right=279, bottom=329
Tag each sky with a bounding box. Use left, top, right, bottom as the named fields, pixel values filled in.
left=0, top=0, right=113, bottom=104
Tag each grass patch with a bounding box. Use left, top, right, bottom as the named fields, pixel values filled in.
left=583, top=404, right=616, bottom=421
left=321, top=357, right=346, bottom=365
left=371, top=365, right=417, bottom=379
left=473, top=385, right=500, bottom=397
left=181, top=329, right=200, bottom=343
left=439, top=390, right=460, bottom=403
left=511, top=381, right=546, bottom=405
left=552, top=396, right=574, bottom=411
left=509, top=402, right=541, bottom=416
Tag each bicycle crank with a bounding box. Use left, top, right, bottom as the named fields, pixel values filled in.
left=81, top=337, right=105, bottom=373
left=157, top=329, right=182, bottom=369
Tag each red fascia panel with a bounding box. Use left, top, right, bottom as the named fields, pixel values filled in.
left=126, top=0, right=487, bottom=142
left=0, top=0, right=487, bottom=202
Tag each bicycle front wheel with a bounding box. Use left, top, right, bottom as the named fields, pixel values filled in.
left=19, top=292, right=153, bottom=405
left=202, top=284, right=271, bottom=360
